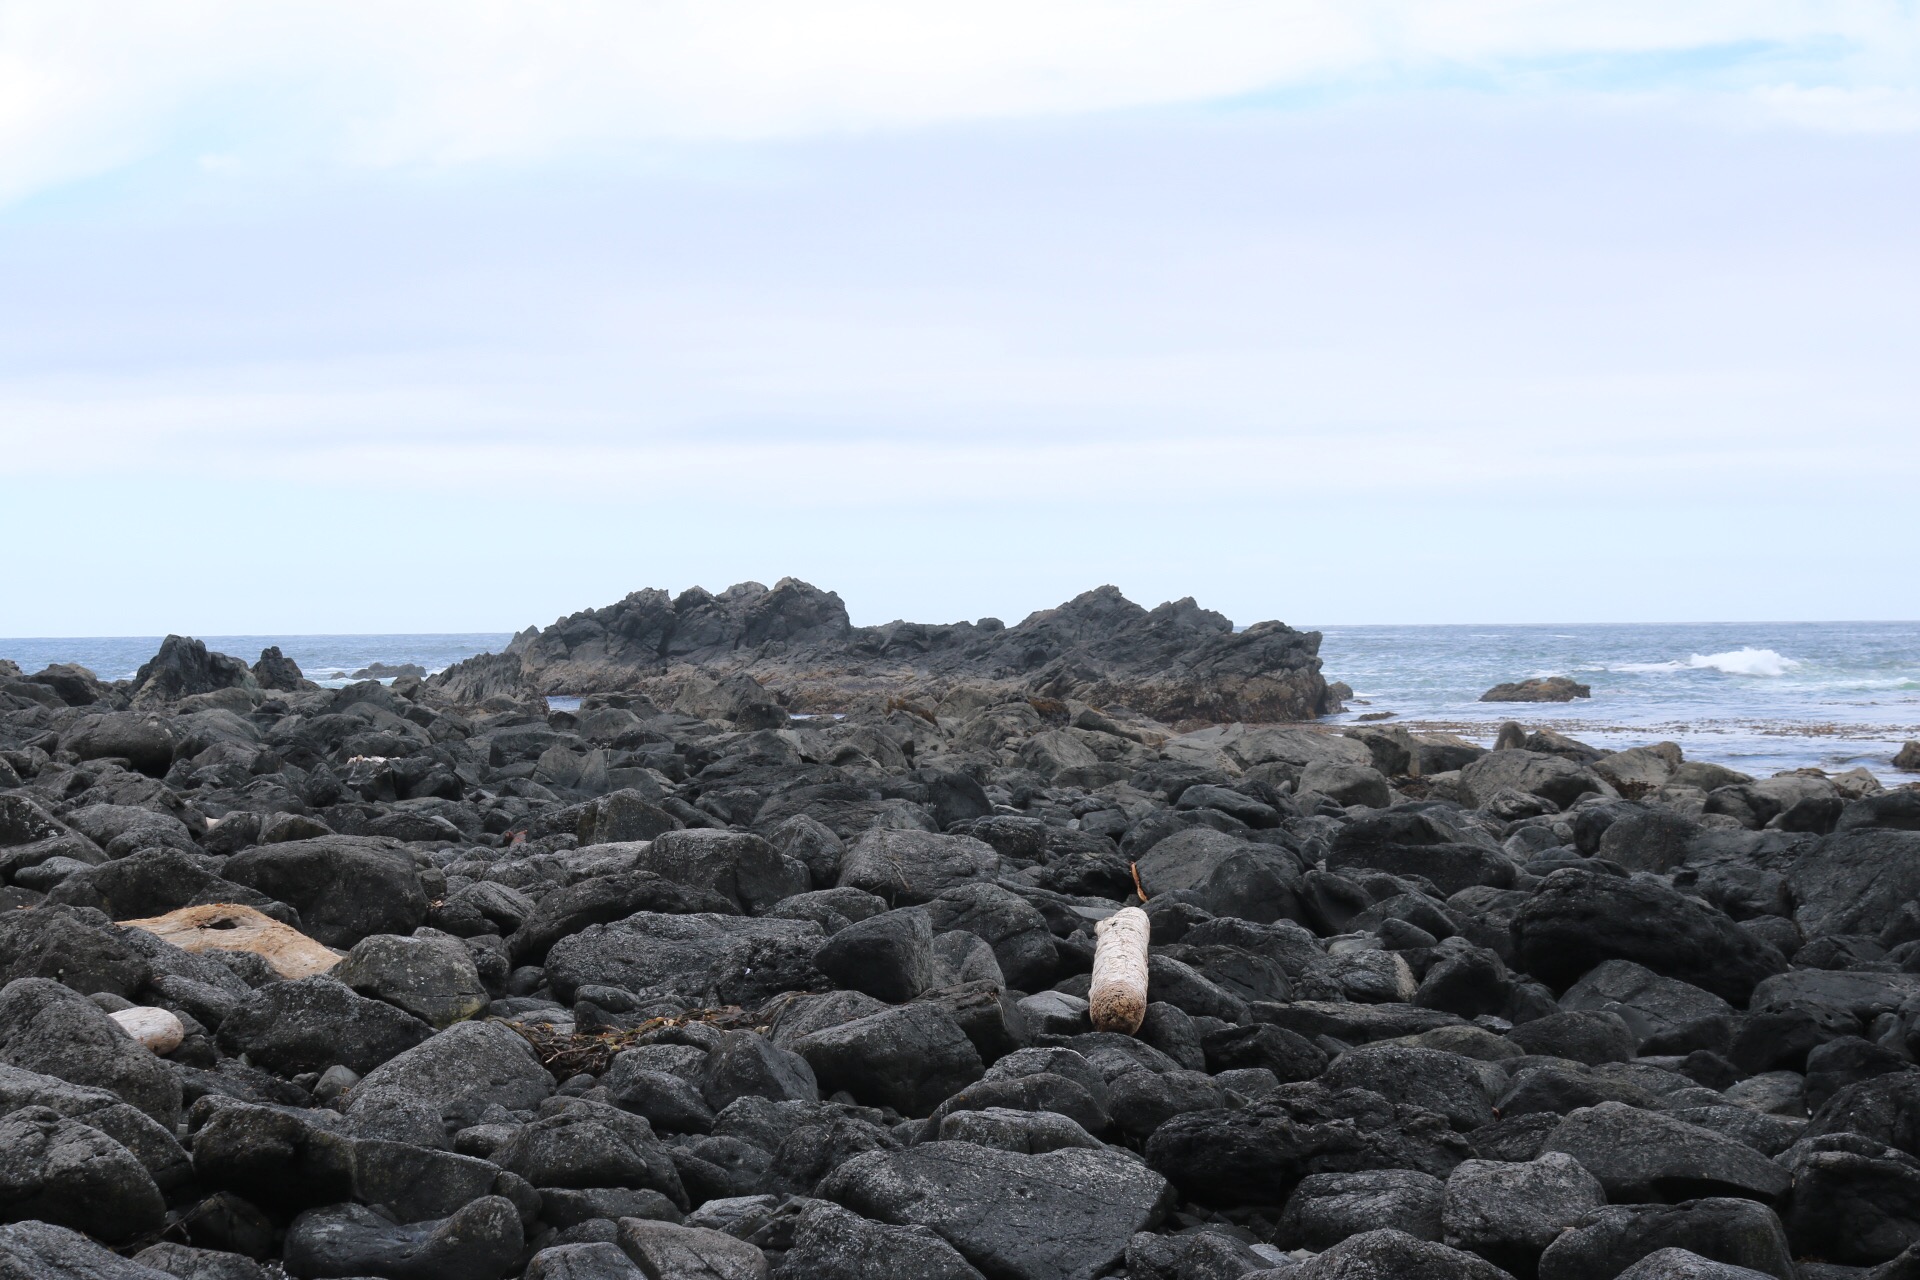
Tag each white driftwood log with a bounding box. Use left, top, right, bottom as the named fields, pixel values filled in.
left=120, top=903, right=342, bottom=980
left=110, top=1006, right=185, bottom=1055
left=1089, top=906, right=1151, bottom=1034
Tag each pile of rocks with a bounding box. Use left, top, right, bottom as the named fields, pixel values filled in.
left=1, top=624, right=1918, bottom=1280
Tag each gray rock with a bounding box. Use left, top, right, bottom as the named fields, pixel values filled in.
left=1612, top=1249, right=1777, bottom=1280
left=819, top=1141, right=1174, bottom=1280
left=1461, top=751, right=1610, bottom=809
left=0, top=1063, right=190, bottom=1192
left=614, top=1219, right=767, bottom=1279
left=813, top=908, right=936, bottom=1003
left=1292, top=1228, right=1516, bottom=1280
left=1504, top=1010, right=1637, bottom=1065
left=1133, top=829, right=1309, bottom=925
left=774, top=1199, right=985, bottom=1280
left=1781, top=1132, right=1920, bottom=1265
left=0, top=1107, right=165, bottom=1244
left=1557, top=961, right=1734, bottom=1055
left=525, top=1242, right=647, bottom=1280
left=701, top=1031, right=819, bottom=1112
left=638, top=829, right=810, bottom=916
left=544, top=913, right=822, bottom=1004
left=923, top=884, right=1057, bottom=992
left=1512, top=870, right=1786, bottom=1004
left=1276, top=1169, right=1446, bottom=1250
left=1537, top=1199, right=1795, bottom=1280
left=1542, top=1102, right=1791, bottom=1203
left=837, top=830, right=1003, bottom=906
left=60, top=713, right=177, bottom=776
left=0, top=907, right=148, bottom=1000
left=346, top=1019, right=553, bottom=1139
left=493, top=1101, right=685, bottom=1204
left=283, top=1195, right=524, bottom=1280
left=793, top=1003, right=983, bottom=1117
left=334, top=930, right=489, bottom=1028
left=936, top=1106, right=1102, bottom=1155
left=222, top=836, right=429, bottom=947
left=507, top=872, right=737, bottom=966
left=0, top=1219, right=175, bottom=1278
left=1787, top=830, right=1920, bottom=939
left=215, top=976, right=434, bottom=1076
left=1442, top=1153, right=1605, bottom=1276
left=1320, top=1044, right=1496, bottom=1132
left=0, top=796, right=106, bottom=881
left=0, top=978, right=180, bottom=1128
left=130, top=1243, right=276, bottom=1280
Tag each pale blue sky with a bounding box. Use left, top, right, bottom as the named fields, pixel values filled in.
left=1, top=3, right=1916, bottom=635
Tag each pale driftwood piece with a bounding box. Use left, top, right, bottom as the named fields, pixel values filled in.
left=1090, top=906, right=1151, bottom=1035
left=109, top=1006, right=184, bottom=1054
left=120, top=903, right=342, bottom=980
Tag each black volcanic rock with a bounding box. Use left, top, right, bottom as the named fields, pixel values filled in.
left=432, top=579, right=1336, bottom=726
left=1481, top=676, right=1591, bottom=703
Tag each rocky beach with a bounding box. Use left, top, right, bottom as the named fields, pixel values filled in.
left=2, top=579, right=1919, bottom=1280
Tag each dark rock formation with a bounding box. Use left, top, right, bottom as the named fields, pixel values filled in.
left=433, top=579, right=1337, bottom=727
left=1481, top=677, right=1592, bottom=703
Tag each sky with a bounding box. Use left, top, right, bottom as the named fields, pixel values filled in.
left=1, top=2, right=1917, bottom=636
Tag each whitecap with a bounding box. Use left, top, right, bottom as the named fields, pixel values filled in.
left=1688, top=647, right=1798, bottom=677
left=1613, top=660, right=1688, bottom=674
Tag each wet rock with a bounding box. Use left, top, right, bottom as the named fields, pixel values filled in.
left=820, top=1141, right=1174, bottom=1280
left=1482, top=679, right=1590, bottom=703
left=1512, top=870, right=1787, bottom=1003
left=334, top=930, right=489, bottom=1028
left=0, top=1220, right=176, bottom=1277
left=0, top=1106, right=166, bottom=1243
left=1536, top=1199, right=1795, bottom=1280
left=283, top=1195, right=524, bottom=1280
left=0, top=977, right=181, bottom=1128
left=545, top=913, right=822, bottom=1003
left=1781, top=1132, right=1920, bottom=1265
left=1441, top=1153, right=1605, bottom=1277
left=1276, top=1169, right=1445, bottom=1249
left=813, top=908, right=936, bottom=1003
left=345, top=1019, right=553, bottom=1141
left=222, top=836, right=429, bottom=948
left=216, top=976, right=434, bottom=1076
left=793, top=1003, right=983, bottom=1117
left=615, top=1218, right=767, bottom=1278
left=837, top=830, right=1003, bottom=906
left=775, top=1199, right=985, bottom=1280
left=1292, top=1228, right=1517, bottom=1280
left=1540, top=1103, right=1792, bottom=1203
left=638, top=829, right=811, bottom=916
left=1320, top=1044, right=1497, bottom=1132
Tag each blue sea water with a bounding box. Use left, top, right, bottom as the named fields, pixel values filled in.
left=1313, top=621, right=1920, bottom=782
left=3, top=621, right=1916, bottom=782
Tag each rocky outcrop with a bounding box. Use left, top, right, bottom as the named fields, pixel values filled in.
left=431, top=579, right=1337, bottom=727
left=1481, top=676, right=1592, bottom=703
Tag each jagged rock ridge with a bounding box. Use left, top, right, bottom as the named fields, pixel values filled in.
left=432, top=579, right=1337, bottom=727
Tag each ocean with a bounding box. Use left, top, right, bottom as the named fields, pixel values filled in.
left=3, top=621, right=1916, bottom=783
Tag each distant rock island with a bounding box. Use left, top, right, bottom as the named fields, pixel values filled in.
left=1481, top=675, right=1592, bottom=703
left=431, top=579, right=1340, bottom=729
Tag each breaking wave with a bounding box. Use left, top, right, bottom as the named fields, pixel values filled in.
left=1688, top=647, right=1798, bottom=677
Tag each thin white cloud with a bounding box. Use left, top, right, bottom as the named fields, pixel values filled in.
left=1, top=1, right=1915, bottom=202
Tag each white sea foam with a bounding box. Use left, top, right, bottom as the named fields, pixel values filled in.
left=1688, top=647, right=1798, bottom=677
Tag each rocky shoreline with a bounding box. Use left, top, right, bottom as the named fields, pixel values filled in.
left=2, top=589, right=1919, bottom=1280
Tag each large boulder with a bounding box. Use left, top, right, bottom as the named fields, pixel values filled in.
left=0, top=1064, right=189, bottom=1192
left=216, top=976, right=434, bottom=1076
left=507, top=872, right=736, bottom=965
left=544, top=912, right=823, bottom=1003
left=776, top=1199, right=985, bottom=1280
left=1786, top=830, right=1920, bottom=939
left=837, top=830, right=1004, bottom=906
left=1461, top=751, right=1613, bottom=809
left=129, top=635, right=255, bottom=706
left=1481, top=678, right=1591, bottom=703
left=0, top=978, right=180, bottom=1129
left=334, top=930, right=489, bottom=1028
left=819, top=1141, right=1175, bottom=1280
left=1540, top=1103, right=1792, bottom=1203
left=222, top=836, right=429, bottom=948
left=0, top=1220, right=179, bottom=1278
left=58, top=713, right=177, bottom=776
left=0, top=907, right=151, bottom=999
left=635, top=829, right=810, bottom=915
left=1512, top=870, right=1786, bottom=1004
left=1537, top=1199, right=1795, bottom=1280
left=792, top=1003, right=984, bottom=1117
left=0, top=797, right=105, bottom=881
left=0, top=1107, right=166, bottom=1244
left=1292, top=1228, right=1517, bottom=1280
left=345, top=1020, right=552, bottom=1140
left=282, top=1196, right=523, bottom=1280
left=1133, top=828, right=1310, bottom=925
